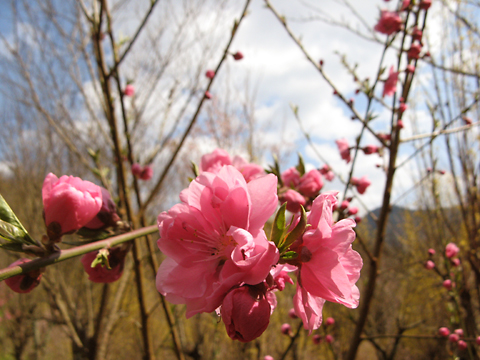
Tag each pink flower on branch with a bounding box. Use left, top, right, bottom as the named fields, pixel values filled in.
left=124, top=84, right=135, bottom=97
left=5, top=259, right=43, bottom=294
left=221, top=285, right=271, bottom=342
left=292, top=192, right=362, bottom=332
left=383, top=66, right=399, bottom=97
left=374, top=10, right=403, bottom=35
left=351, top=176, right=371, bottom=194
left=205, top=70, right=215, bottom=79
left=297, top=170, right=324, bottom=197
left=280, top=189, right=306, bottom=214
left=336, top=138, right=351, bottom=163
left=42, top=173, right=102, bottom=239
left=232, top=51, right=244, bottom=60
left=81, top=248, right=126, bottom=283
left=445, top=243, right=459, bottom=258
left=156, top=166, right=279, bottom=317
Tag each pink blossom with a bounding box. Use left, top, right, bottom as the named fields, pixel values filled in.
left=280, top=189, right=306, bottom=214
left=205, top=91, right=212, bottom=99
left=221, top=285, right=271, bottom=342
left=293, top=192, right=362, bottom=332
left=42, top=173, right=102, bottom=238
left=407, top=42, right=422, bottom=60
left=264, top=356, right=274, bottom=360
left=312, top=334, right=322, bottom=344
left=205, top=70, right=215, bottom=79
left=325, top=317, right=335, bottom=326
left=412, top=26, right=423, bottom=41
left=424, top=260, right=435, bottom=270
left=288, top=308, right=298, bottom=319
left=81, top=248, right=126, bottom=283
left=232, top=156, right=265, bottom=183
left=401, top=0, right=411, bottom=11
left=281, top=323, right=292, bottom=335
left=297, top=170, right=324, bottom=197
left=454, top=329, right=464, bottom=337
left=438, top=327, right=450, bottom=337
left=319, top=165, right=335, bottom=181
left=131, top=163, right=142, bottom=177
left=383, top=66, right=399, bottom=97
left=398, top=103, right=408, bottom=113
left=139, top=165, right=153, bottom=181
left=336, top=138, right=351, bottom=163
left=445, top=243, right=459, bottom=258
left=397, top=120, right=404, bottom=129
left=419, top=0, right=432, bottom=10
left=156, top=166, right=279, bottom=317
left=340, top=200, right=349, bottom=210
left=451, top=258, right=460, bottom=267
left=449, top=333, right=459, bottom=343
left=124, top=84, right=135, bottom=97
left=281, top=167, right=301, bottom=188
left=374, top=10, right=403, bottom=35
left=443, top=279, right=454, bottom=290
left=233, top=52, right=244, bottom=60
left=363, top=145, right=379, bottom=155
left=351, top=176, right=371, bottom=194
left=200, top=148, right=232, bottom=173
left=5, top=259, right=43, bottom=294
left=406, top=64, right=415, bottom=73
left=325, top=335, right=334, bottom=343
left=84, top=187, right=120, bottom=229
left=457, top=340, right=468, bottom=351
left=348, top=207, right=359, bottom=216
left=428, top=248, right=436, bottom=255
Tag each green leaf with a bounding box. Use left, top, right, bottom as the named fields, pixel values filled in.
left=91, top=249, right=111, bottom=270
left=296, top=153, right=305, bottom=176
left=279, top=206, right=307, bottom=253
left=191, top=161, right=199, bottom=178
left=270, top=203, right=286, bottom=247
left=0, top=242, right=25, bottom=252
left=280, top=251, right=298, bottom=260
left=0, top=195, right=36, bottom=245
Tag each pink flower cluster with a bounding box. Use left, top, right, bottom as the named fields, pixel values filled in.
left=132, top=163, right=153, bottom=181
left=279, top=167, right=325, bottom=213
left=156, top=149, right=363, bottom=341
left=5, top=173, right=126, bottom=293
left=374, top=10, right=403, bottom=35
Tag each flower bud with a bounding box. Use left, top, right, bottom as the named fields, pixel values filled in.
left=419, top=0, right=432, bottom=10
left=131, top=163, right=142, bottom=177
left=445, top=243, right=459, bottom=258
left=205, top=70, right=215, bottom=79
left=363, top=145, right=379, bottom=155
left=312, top=334, right=322, bottom=344
left=288, top=308, right=298, bottom=319
left=354, top=216, right=362, bottom=223
left=428, top=248, right=435, bottom=256
left=81, top=247, right=127, bottom=283
left=462, top=116, right=473, bottom=125
left=448, top=333, right=459, bottom=343
left=325, top=317, right=335, bottom=326
left=438, top=327, right=450, bottom=337
left=325, top=334, right=334, bottom=344
left=297, top=170, right=323, bottom=197
left=233, top=52, right=244, bottom=60
left=264, top=356, right=274, bottom=360
left=457, top=340, right=468, bottom=351
left=42, top=173, right=102, bottom=239
left=205, top=91, right=212, bottom=99
left=221, top=286, right=271, bottom=342
left=406, top=64, right=415, bottom=73
left=139, top=165, right=153, bottom=181
left=476, top=336, right=480, bottom=345
left=454, top=329, right=464, bottom=338
left=84, top=188, right=120, bottom=230
left=124, top=84, right=135, bottom=97
left=280, top=189, right=306, bottom=214
left=424, top=260, right=435, bottom=270
left=443, top=279, right=454, bottom=290
left=281, top=323, right=292, bottom=335
left=5, top=259, right=42, bottom=293
left=451, top=258, right=460, bottom=267
left=348, top=207, right=359, bottom=216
